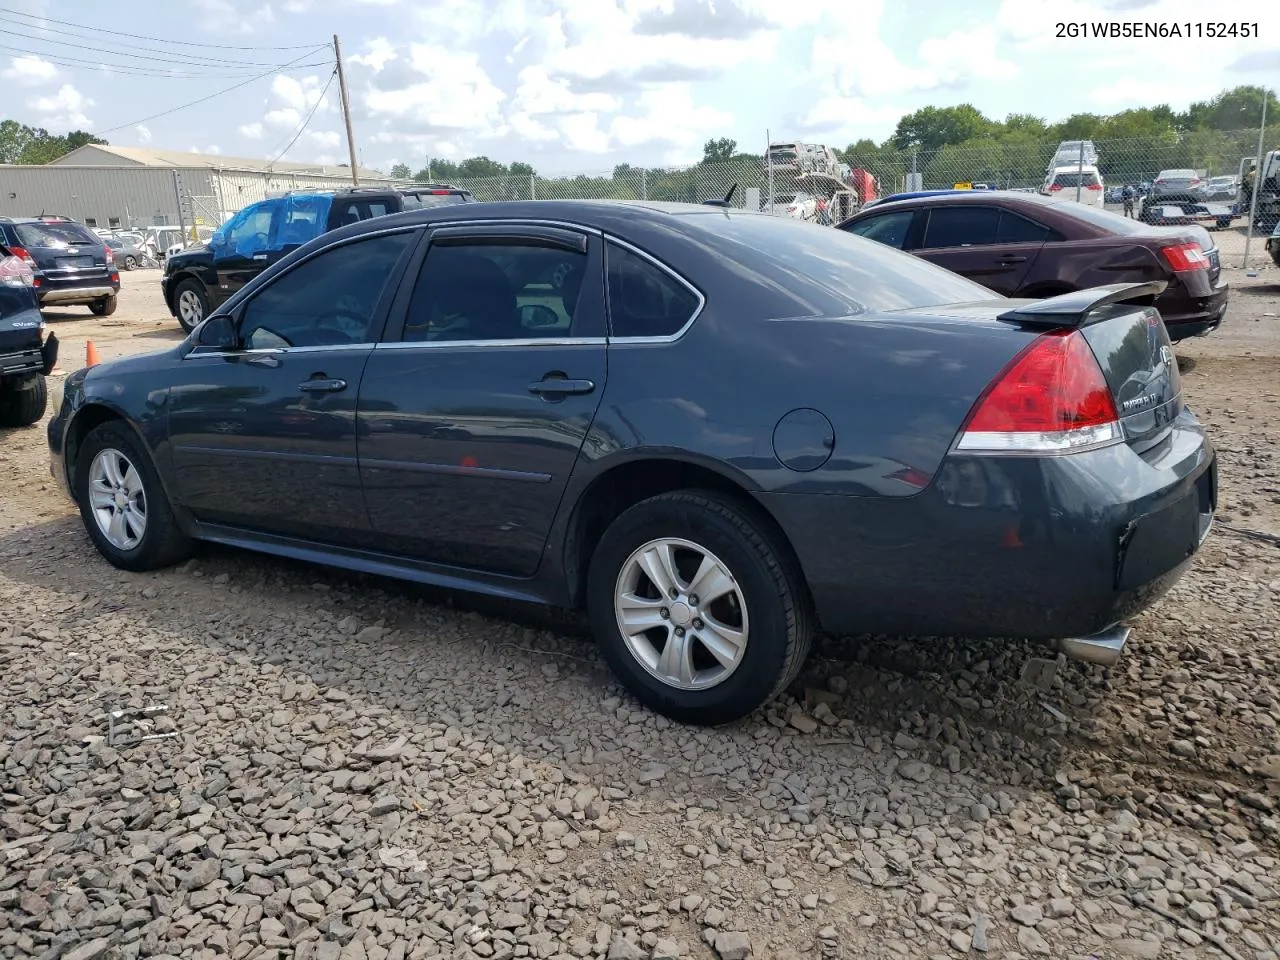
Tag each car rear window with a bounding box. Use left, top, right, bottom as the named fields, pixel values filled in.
left=1051, top=172, right=1101, bottom=187
left=699, top=212, right=998, bottom=313
left=1047, top=201, right=1150, bottom=235
left=14, top=221, right=100, bottom=248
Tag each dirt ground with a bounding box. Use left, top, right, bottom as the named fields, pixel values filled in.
left=1, top=231, right=1278, bottom=960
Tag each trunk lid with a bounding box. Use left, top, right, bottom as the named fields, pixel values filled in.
left=13, top=221, right=110, bottom=281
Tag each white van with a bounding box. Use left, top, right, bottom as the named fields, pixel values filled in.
left=1042, top=165, right=1106, bottom=207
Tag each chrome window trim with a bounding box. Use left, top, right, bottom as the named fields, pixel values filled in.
left=600, top=233, right=706, bottom=345
left=424, top=217, right=604, bottom=237
left=374, top=337, right=607, bottom=351
left=184, top=343, right=377, bottom=360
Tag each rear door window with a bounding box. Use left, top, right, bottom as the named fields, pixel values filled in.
left=995, top=210, right=1059, bottom=244
left=14, top=222, right=99, bottom=249
left=920, top=206, right=1001, bottom=249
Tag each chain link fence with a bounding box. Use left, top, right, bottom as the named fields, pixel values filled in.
left=415, top=128, right=1274, bottom=228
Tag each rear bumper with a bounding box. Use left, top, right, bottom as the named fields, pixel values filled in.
left=38, top=285, right=117, bottom=306
left=761, top=409, right=1216, bottom=643
left=1159, top=277, right=1228, bottom=341
left=0, top=334, right=57, bottom=379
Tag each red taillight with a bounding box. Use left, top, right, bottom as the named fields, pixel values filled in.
left=1160, top=242, right=1209, bottom=272
left=104, top=245, right=114, bottom=264
left=430, top=190, right=451, bottom=195
left=0, top=255, right=35, bottom=287
left=1049, top=184, right=1062, bottom=192
left=8, top=245, right=36, bottom=266
left=1086, top=183, right=1102, bottom=190
left=956, top=329, right=1121, bottom=454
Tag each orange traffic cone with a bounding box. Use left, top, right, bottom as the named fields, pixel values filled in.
left=85, top=341, right=101, bottom=367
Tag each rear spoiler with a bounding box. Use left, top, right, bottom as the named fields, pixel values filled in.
left=996, top=281, right=1168, bottom=329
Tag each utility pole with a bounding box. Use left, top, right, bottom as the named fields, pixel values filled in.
left=333, top=34, right=359, bottom=187
left=1243, top=87, right=1270, bottom=270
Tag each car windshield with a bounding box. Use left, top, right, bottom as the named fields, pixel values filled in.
left=701, top=212, right=998, bottom=313
left=1159, top=171, right=1195, bottom=179
left=14, top=222, right=99, bottom=248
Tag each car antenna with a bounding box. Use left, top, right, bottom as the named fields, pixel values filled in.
left=702, top=183, right=738, bottom=207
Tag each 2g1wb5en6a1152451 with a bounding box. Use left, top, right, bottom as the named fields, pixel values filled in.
left=1055, top=21, right=1260, bottom=39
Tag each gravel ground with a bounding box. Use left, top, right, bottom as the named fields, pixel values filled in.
left=1, top=242, right=1279, bottom=960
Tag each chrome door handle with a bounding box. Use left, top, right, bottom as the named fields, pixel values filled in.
left=528, top=378, right=595, bottom=396
left=298, top=378, right=347, bottom=393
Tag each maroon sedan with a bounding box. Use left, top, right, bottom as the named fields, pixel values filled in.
left=838, top=192, right=1228, bottom=340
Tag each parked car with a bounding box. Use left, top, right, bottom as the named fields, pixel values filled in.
left=104, top=235, right=147, bottom=271
left=1139, top=199, right=1239, bottom=231
left=0, top=250, right=58, bottom=426
left=48, top=200, right=1216, bottom=725
left=1151, top=169, right=1208, bottom=202
left=0, top=217, right=120, bottom=316
left=162, top=184, right=476, bottom=331
left=1267, top=219, right=1280, bottom=268
left=1204, top=176, right=1238, bottom=201
left=1048, top=140, right=1098, bottom=170
left=1041, top=166, right=1106, bottom=207
left=769, top=192, right=819, bottom=220
left=838, top=191, right=1228, bottom=340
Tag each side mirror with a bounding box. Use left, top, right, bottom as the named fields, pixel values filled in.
left=197, top=314, right=238, bottom=350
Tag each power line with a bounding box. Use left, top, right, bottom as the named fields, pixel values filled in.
left=270, top=68, right=338, bottom=164
left=0, top=6, right=326, bottom=50
left=95, top=48, right=330, bottom=135
left=0, top=43, right=331, bottom=79
left=0, top=21, right=331, bottom=69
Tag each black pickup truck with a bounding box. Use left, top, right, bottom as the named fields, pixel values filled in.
left=0, top=249, right=59, bottom=427
left=162, top=184, right=474, bottom=331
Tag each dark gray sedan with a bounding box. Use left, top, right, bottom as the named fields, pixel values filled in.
left=47, top=201, right=1216, bottom=725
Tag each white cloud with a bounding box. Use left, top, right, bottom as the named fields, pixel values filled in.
left=350, top=37, right=397, bottom=71
left=135, top=125, right=152, bottom=144
left=192, top=0, right=276, bottom=35
left=307, top=130, right=342, bottom=148
left=29, top=84, right=93, bottom=129
left=609, top=85, right=734, bottom=159
left=265, top=108, right=302, bottom=129
left=2, top=55, right=57, bottom=86
left=363, top=44, right=506, bottom=135
left=239, top=122, right=265, bottom=139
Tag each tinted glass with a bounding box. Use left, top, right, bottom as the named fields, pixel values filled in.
left=695, top=212, right=998, bottom=312
left=224, top=203, right=274, bottom=247
left=606, top=242, right=700, bottom=339
left=1050, top=171, right=1101, bottom=187
left=844, top=210, right=914, bottom=250
left=14, top=221, right=100, bottom=248
left=1047, top=200, right=1149, bottom=235
left=403, top=193, right=469, bottom=209
left=403, top=240, right=590, bottom=342
left=239, top=231, right=413, bottom=350
left=921, top=207, right=1000, bottom=248
left=996, top=210, right=1052, bottom=244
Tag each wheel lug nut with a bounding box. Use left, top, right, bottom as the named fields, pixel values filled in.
left=670, top=588, right=679, bottom=599
left=674, top=627, right=685, bottom=637
left=693, top=618, right=703, bottom=630
left=659, top=607, right=669, bottom=619
left=688, top=594, right=699, bottom=606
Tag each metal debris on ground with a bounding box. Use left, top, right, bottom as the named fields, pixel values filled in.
left=105, top=703, right=178, bottom=747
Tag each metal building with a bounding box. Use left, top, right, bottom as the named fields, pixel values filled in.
left=0, top=144, right=392, bottom=232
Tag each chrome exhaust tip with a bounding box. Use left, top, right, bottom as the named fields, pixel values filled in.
left=1052, top=625, right=1132, bottom=667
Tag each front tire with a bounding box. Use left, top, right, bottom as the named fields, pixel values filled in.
left=0, top=374, right=47, bottom=427
left=123, top=255, right=138, bottom=270
left=74, top=422, right=193, bottom=571
left=587, top=490, right=814, bottom=726
left=174, top=279, right=208, bottom=333
left=90, top=295, right=117, bottom=317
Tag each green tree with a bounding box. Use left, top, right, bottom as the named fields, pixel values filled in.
left=389, top=162, right=411, bottom=179
left=890, top=104, right=994, bottom=153
left=702, top=137, right=738, bottom=164
left=0, top=120, right=107, bottom=164
left=509, top=161, right=536, bottom=177
left=1182, top=85, right=1280, bottom=132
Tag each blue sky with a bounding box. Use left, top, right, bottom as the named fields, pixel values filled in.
left=2, top=0, right=1278, bottom=175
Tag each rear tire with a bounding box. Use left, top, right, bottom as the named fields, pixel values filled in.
left=174, top=279, right=208, bottom=333
left=73, top=422, right=193, bottom=572
left=587, top=490, right=814, bottom=726
left=123, top=255, right=138, bottom=271
left=90, top=296, right=117, bottom=317
left=0, top=374, right=47, bottom=427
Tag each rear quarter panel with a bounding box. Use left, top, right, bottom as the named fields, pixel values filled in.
left=580, top=304, right=1032, bottom=498
left=1021, top=238, right=1168, bottom=295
